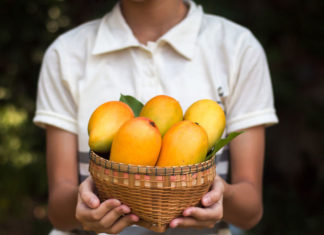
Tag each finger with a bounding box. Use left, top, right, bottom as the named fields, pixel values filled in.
left=79, top=176, right=100, bottom=209
left=169, top=217, right=215, bottom=229
left=182, top=202, right=223, bottom=221
left=85, top=213, right=139, bottom=234
left=201, top=177, right=224, bottom=207
left=103, top=214, right=139, bottom=234
left=78, top=199, right=121, bottom=222
left=76, top=192, right=92, bottom=222
left=79, top=204, right=132, bottom=232
left=98, top=204, right=131, bottom=228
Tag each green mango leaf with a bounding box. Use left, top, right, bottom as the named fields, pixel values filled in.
left=119, top=94, right=144, bottom=117
left=206, top=131, right=244, bottom=160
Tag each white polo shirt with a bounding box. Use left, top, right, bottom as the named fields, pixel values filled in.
left=34, top=0, right=278, bottom=233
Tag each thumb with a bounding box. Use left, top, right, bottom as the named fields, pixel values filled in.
left=79, top=176, right=100, bottom=209
left=202, top=175, right=224, bottom=207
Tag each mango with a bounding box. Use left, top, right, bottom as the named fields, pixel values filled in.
left=139, top=95, right=183, bottom=136
left=110, top=117, right=162, bottom=166
left=88, top=101, right=134, bottom=153
left=156, top=120, right=208, bottom=167
left=184, top=99, right=226, bottom=150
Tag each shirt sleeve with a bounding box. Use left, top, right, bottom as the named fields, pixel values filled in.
left=33, top=39, right=78, bottom=134
left=225, top=31, right=279, bottom=133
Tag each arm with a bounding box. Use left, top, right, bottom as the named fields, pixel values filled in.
left=46, top=125, right=80, bottom=230
left=46, top=125, right=139, bottom=233
left=222, top=125, right=265, bottom=229
left=170, top=125, right=265, bottom=230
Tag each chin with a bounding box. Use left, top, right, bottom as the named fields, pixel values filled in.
left=125, top=0, right=147, bottom=2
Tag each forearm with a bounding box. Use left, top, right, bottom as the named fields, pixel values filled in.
left=48, top=181, right=81, bottom=231
left=222, top=179, right=263, bottom=230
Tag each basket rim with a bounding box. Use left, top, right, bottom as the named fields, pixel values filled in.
left=89, top=151, right=216, bottom=176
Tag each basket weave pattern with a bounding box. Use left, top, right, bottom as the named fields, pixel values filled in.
left=89, top=151, right=216, bottom=232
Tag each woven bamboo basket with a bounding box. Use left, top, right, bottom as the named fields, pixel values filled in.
left=89, top=151, right=216, bottom=233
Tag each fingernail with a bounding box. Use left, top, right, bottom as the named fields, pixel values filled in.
left=183, top=209, right=191, bottom=216
left=90, top=197, right=98, bottom=207
left=203, top=196, right=210, bottom=205
left=122, top=206, right=130, bottom=214
left=113, top=199, right=121, bottom=206
left=171, top=220, right=178, bottom=228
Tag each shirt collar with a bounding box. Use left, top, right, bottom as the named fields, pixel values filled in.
left=92, top=2, right=140, bottom=55
left=159, top=1, right=203, bottom=60
left=92, top=0, right=203, bottom=60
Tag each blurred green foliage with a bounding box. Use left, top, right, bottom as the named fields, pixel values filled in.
left=0, top=0, right=323, bottom=234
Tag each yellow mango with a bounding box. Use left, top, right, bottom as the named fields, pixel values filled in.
left=140, top=95, right=183, bottom=136
left=184, top=99, right=226, bottom=150
left=88, top=101, right=134, bottom=153
left=156, top=120, right=208, bottom=167
left=110, top=117, right=162, bottom=166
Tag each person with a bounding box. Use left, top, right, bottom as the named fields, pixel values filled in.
left=33, top=0, right=278, bottom=234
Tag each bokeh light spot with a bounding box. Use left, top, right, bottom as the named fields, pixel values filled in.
left=48, top=6, right=61, bottom=20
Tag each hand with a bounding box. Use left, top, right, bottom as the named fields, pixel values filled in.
left=169, top=175, right=224, bottom=229
left=75, top=176, right=139, bottom=234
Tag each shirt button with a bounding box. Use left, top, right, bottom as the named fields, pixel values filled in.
left=145, top=51, right=153, bottom=59
left=149, top=69, right=155, bottom=77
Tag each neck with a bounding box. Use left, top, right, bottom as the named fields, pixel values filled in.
left=120, top=0, right=188, bottom=44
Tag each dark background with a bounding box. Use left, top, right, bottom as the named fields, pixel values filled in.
left=0, top=0, right=323, bottom=234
